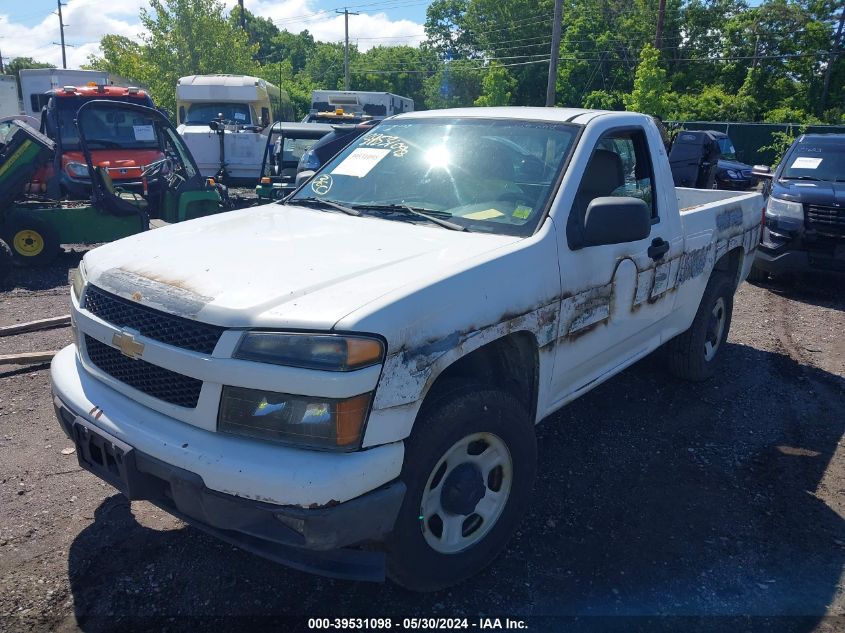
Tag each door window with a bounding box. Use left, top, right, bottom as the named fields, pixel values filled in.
left=567, top=128, right=657, bottom=248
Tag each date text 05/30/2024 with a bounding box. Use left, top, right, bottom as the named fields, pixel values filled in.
left=307, top=618, right=528, bottom=629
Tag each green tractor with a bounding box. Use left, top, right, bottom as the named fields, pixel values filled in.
left=0, top=100, right=228, bottom=270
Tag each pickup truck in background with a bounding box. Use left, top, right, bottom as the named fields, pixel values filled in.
left=51, top=108, right=763, bottom=591
left=752, top=133, right=845, bottom=279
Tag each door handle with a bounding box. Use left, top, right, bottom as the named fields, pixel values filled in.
left=648, top=238, right=670, bottom=261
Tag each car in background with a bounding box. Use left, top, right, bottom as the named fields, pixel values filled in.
left=712, top=132, right=757, bottom=190
left=669, top=129, right=755, bottom=190
left=255, top=122, right=333, bottom=201
left=295, top=120, right=378, bottom=181
left=751, top=133, right=845, bottom=278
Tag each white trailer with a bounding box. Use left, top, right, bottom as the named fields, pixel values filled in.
left=0, top=76, right=19, bottom=117
left=19, top=68, right=109, bottom=118
left=176, top=74, right=292, bottom=182
left=307, top=90, right=413, bottom=121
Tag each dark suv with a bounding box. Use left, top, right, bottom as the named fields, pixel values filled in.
left=753, top=133, right=845, bottom=277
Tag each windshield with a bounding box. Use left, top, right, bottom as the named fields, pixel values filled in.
left=185, top=103, right=251, bottom=125
left=781, top=140, right=845, bottom=181
left=289, top=117, right=579, bottom=236
left=717, top=137, right=737, bottom=160
left=279, top=136, right=321, bottom=163
left=56, top=96, right=156, bottom=150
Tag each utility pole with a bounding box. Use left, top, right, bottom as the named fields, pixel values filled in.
left=0, top=47, right=4, bottom=74
left=238, top=0, right=245, bottom=30
left=821, top=5, right=845, bottom=114
left=56, top=0, right=67, bottom=69
left=545, top=0, right=563, bottom=106
left=337, top=8, right=359, bottom=91
left=654, top=0, right=666, bottom=48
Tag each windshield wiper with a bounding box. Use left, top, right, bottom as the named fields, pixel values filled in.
left=351, top=203, right=468, bottom=232
left=287, top=196, right=360, bottom=216
left=780, top=175, right=821, bottom=182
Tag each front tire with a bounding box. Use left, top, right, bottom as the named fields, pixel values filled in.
left=665, top=272, right=734, bottom=381
left=387, top=382, right=536, bottom=592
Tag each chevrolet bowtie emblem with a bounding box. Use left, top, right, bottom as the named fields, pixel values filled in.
left=112, top=332, right=144, bottom=359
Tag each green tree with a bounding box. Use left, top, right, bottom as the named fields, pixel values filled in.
left=85, top=35, right=145, bottom=85
left=474, top=62, right=515, bottom=106
left=229, top=6, right=281, bottom=62
left=624, top=44, right=669, bottom=117
left=353, top=46, right=437, bottom=108
left=423, top=59, right=483, bottom=108
left=141, top=0, right=257, bottom=112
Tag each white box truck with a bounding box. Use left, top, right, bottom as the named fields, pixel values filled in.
left=19, top=68, right=109, bottom=118
left=0, top=75, right=20, bottom=118
left=307, top=90, right=413, bottom=122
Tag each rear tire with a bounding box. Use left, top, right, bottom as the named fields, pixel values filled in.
left=387, top=381, right=536, bottom=592
left=6, top=216, right=59, bottom=267
left=665, top=272, right=734, bottom=381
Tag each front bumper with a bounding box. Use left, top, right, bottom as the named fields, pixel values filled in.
left=53, top=392, right=406, bottom=581
left=755, top=233, right=845, bottom=275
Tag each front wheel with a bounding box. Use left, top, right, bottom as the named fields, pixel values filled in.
left=665, top=272, right=734, bottom=381
left=387, top=382, right=536, bottom=592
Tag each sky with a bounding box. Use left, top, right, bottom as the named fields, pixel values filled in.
left=0, top=0, right=431, bottom=69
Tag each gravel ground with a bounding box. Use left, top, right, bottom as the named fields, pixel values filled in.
left=0, top=256, right=843, bottom=633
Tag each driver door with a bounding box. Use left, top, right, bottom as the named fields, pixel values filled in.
left=549, top=125, right=681, bottom=406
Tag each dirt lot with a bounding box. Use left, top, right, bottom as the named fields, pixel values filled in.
left=1, top=253, right=843, bottom=632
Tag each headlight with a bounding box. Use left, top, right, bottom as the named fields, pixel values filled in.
left=298, top=149, right=320, bottom=171
left=234, top=332, right=384, bottom=371
left=726, top=169, right=740, bottom=179
left=766, top=196, right=804, bottom=220
left=218, top=386, right=371, bottom=450
left=65, top=161, right=91, bottom=179
left=71, top=260, right=87, bottom=301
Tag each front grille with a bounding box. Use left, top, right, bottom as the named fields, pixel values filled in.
left=85, top=335, right=202, bottom=408
left=84, top=285, right=224, bottom=354
left=806, top=205, right=845, bottom=237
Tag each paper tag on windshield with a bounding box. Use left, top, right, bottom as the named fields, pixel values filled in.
left=791, top=156, right=822, bottom=169
left=331, top=148, right=391, bottom=177
left=133, top=125, right=155, bottom=141
left=234, top=112, right=246, bottom=121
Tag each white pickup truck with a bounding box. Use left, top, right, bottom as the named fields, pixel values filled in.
left=51, top=107, right=763, bottom=591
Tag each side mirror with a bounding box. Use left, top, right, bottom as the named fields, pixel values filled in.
left=752, top=165, right=773, bottom=178
left=208, top=120, right=220, bottom=132
left=295, top=170, right=315, bottom=187
left=582, top=197, right=651, bottom=247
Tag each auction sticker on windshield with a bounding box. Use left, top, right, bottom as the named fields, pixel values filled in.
left=791, top=156, right=822, bottom=169
left=133, top=125, right=155, bottom=141
left=332, top=148, right=391, bottom=177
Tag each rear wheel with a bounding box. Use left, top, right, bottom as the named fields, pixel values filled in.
left=6, top=216, right=59, bottom=266
left=387, top=381, right=536, bottom=592
left=665, top=272, right=734, bottom=381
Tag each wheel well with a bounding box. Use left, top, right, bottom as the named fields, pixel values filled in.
left=423, top=332, right=539, bottom=421
left=714, top=247, right=743, bottom=288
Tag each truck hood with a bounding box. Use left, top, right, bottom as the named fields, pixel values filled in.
left=771, top=179, right=845, bottom=206
left=83, top=204, right=520, bottom=330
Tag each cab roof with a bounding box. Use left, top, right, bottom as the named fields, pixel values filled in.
left=390, top=106, right=634, bottom=126
left=52, top=85, right=148, bottom=98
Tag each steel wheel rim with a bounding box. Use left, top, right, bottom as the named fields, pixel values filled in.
left=13, top=229, right=44, bottom=257
left=704, top=296, right=726, bottom=361
left=419, top=432, right=513, bottom=554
